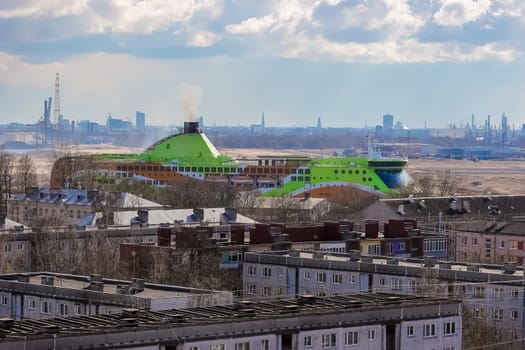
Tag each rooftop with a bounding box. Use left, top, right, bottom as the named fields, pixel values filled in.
left=245, top=250, right=525, bottom=284
left=0, top=272, right=229, bottom=300
left=0, top=293, right=459, bottom=342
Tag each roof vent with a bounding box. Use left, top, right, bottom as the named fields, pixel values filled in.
left=41, top=276, right=54, bottom=286
left=280, top=305, right=299, bottom=314
left=0, top=318, right=14, bottom=330
left=503, top=264, right=517, bottom=274
left=237, top=308, right=257, bottom=317
left=298, top=294, right=316, bottom=305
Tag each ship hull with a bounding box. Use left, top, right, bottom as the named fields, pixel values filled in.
left=50, top=122, right=409, bottom=197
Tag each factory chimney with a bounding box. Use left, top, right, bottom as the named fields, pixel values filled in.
left=184, top=121, right=200, bottom=134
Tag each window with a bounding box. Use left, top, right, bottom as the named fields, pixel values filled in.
left=511, top=288, right=519, bottom=298
left=444, top=321, right=456, bottom=335
left=74, top=304, right=82, bottom=315
left=260, top=339, right=269, bottom=350
left=57, top=303, right=69, bottom=316
left=472, top=237, right=478, bottom=246
left=322, top=333, right=337, bottom=348
left=304, top=270, right=311, bottom=280
left=368, top=329, right=376, bottom=341
left=391, top=278, right=401, bottom=290
left=510, top=240, right=518, bottom=249
left=491, top=287, right=504, bottom=299
left=278, top=267, right=284, bottom=277
left=399, top=242, right=406, bottom=251
left=262, top=267, right=272, bottom=277
left=499, top=240, right=505, bottom=248
left=424, top=237, right=448, bottom=252
left=190, top=347, right=199, bottom=350
left=473, top=306, right=484, bottom=318
left=332, top=273, right=342, bottom=284
left=247, top=284, right=257, bottom=294
left=261, top=286, right=272, bottom=296
left=234, top=342, right=250, bottom=350
left=0, top=295, right=7, bottom=305
left=350, top=275, right=356, bottom=284
left=474, top=286, right=485, bottom=298
left=407, top=325, right=415, bottom=337
left=344, top=331, right=359, bottom=346
left=423, top=324, right=436, bottom=337
left=379, top=278, right=385, bottom=286
left=210, top=345, right=225, bottom=350
left=385, top=243, right=393, bottom=254
left=247, top=265, right=257, bottom=276
left=304, top=335, right=313, bottom=347
left=317, top=272, right=327, bottom=284
left=492, top=308, right=503, bottom=320
left=409, top=280, right=417, bottom=292
left=444, top=347, right=456, bottom=350
left=460, top=236, right=468, bottom=245
left=41, top=300, right=51, bottom=314
left=511, top=310, right=518, bottom=319
left=28, top=298, right=36, bottom=309
left=368, top=244, right=380, bottom=255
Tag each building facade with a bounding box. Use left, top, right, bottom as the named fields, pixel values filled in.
left=0, top=293, right=461, bottom=350
left=0, top=272, right=232, bottom=320
left=243, top=250, right=525, bottom=344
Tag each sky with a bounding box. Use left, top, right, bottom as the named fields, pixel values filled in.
left=1, top=0, right=525, bottom=129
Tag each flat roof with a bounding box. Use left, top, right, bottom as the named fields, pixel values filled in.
left=0, top=293, right=459, bottom=341
left=268, top=251, right=525, bottom=281
left=0, top=272, right=225, bottom=299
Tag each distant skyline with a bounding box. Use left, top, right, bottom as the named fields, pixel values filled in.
left=1, top=0, right=525, bottom=129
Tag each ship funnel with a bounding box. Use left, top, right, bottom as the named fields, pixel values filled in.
left=184, top=121, right=199, bottom=134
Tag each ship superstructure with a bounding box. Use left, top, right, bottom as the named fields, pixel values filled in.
left=50, top=121, right=410, bottom=197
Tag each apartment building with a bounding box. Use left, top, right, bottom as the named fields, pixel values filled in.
left=452, top=220, right=525, bottom=265
left=0, top=272, right=232, bottom=320
left=7, top=187, right=164, bottom=227
left=0, top=293, right=461, bottom=350
left=243, top=250, right=525, bottom=343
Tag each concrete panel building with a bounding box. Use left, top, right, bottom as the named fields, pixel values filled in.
left=0, top=293, right=461, bottom=350
left=242, top=250, right=525, bottom=344
left=0, top=272, right=232, bottom=320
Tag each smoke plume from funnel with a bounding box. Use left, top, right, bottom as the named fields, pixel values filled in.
left=178, top=83, right=201, bottom=122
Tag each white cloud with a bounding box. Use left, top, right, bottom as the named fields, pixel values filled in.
left=433, top=0, right=492, bottom=26
left=87, top=0, right=222, bottom=34
left=0, top=0, right=223, bottom=34
left=187, top=30, right=221, bottom=47
left=226, top=0, right=342, bottom=35
left=491, top=0, right=523, bottom=18
left=0, top=0, right=88, bottom=18
left=342, top=0, right=425, bottom=40
left=278, top=33, right=518, bottom=63
left=226, top=15, right=275, bottom=34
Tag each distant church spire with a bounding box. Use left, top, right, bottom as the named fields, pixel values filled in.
left=261, top=112, right=265, bottom=127
left=317, top=116, right=322, bottom=128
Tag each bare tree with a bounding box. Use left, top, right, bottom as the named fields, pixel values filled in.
left=159, top=179, right=238, bottom=209
left=80, top=231, right=120, bottom=276
left=29, top=229, right=80, bottom=273
left=436, top=169, right=461, bottom=197
left=0, top=151, right=14, bottom=228
left=49, top=144, right=96, bottom=189
left=13, top=154, right=37, bottom=193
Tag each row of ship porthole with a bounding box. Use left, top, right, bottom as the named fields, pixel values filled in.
left=334, top=169, right=366, bottom=175
left=290, top=176, right=373, bottom=182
